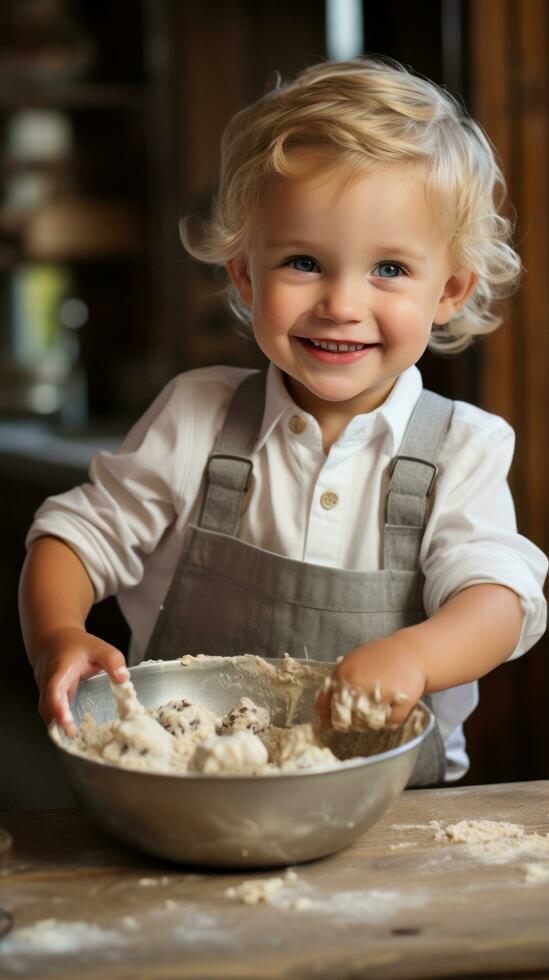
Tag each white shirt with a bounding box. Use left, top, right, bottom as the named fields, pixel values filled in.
left=27, top=363, right=548, bottom=781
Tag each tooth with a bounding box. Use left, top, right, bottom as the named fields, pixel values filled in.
left=327, top=343, right=338, bottom=351
left=338, top=344, right=349, bottom=352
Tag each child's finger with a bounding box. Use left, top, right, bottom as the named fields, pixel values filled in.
left=387, top=696, right=413, bottom=729
left=314, top=689, right=332, bottom=729
left=92, top=645, right=129, bottom=684
left=46, top=679, right=77, bottom=737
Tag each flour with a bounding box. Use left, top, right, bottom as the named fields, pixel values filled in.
left=0, top=919, right=123, bottom=955
left=226, top=875, right=288, bottom=905
left=225, top=875, right=431, bottom=921
left=523, top=862, right=549, bottom=883
left=433, top=819, right=549, bottom=865
left=225, top=870, right=316, bottom=910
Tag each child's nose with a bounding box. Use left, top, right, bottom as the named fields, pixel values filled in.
left=314, top=276, right=362, bottom=323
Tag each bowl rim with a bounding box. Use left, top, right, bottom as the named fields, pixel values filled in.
left=49, top=656, right=435, bottom=781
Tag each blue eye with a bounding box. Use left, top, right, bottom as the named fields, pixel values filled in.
left=287, top=256, right=319, bottom=273
left=375, top=262, right=405, bottom=278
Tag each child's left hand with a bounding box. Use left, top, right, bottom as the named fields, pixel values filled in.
left=315, top=635, right=428, bottom=730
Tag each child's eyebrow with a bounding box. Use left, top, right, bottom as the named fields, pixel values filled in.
left=265, top=240, right=317, bottom=250
left=265, top=240, right=428, bottom=262
left=376, top=245, right=428, bottom=262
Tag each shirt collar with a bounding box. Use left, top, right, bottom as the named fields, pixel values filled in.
left=255, top=362, right=423, bottom=456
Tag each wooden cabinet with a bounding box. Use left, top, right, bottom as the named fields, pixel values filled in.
left=0, top=0, right=184, bottom=423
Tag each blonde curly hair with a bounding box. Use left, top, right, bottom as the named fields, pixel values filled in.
left=180, top=57, right=521, bottom=353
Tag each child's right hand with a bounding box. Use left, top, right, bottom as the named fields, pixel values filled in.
left=33, top=627, right=129, bottom=738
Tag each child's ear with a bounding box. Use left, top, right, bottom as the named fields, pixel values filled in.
left=433, top=269, right=478, bottom=324
left=226, top=256, right=253, bottom=306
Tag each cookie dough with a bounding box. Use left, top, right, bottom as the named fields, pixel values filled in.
left=324, top=677, right=409, bottom=731
left=59, top=657, right=427, bottom=777
left=69, top=676, right=339, bottom=776
left=262, top=722, right=339, bottom=771
left=219, top=697, right=270, bottom=734
left=153, top=698, right=218, bottom=738
left=191, top=732, right=268, bottom=774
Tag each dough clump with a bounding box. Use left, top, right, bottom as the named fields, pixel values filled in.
left=191, top=732, right=268, bottom=774
left=324, top=677, right=410, bottom=732
left=219, top=697, right=270, bottom=734
left=69, top=677, right=339, bottom=776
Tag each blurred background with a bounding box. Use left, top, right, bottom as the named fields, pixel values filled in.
left=1, top=0, right=547, bottom=808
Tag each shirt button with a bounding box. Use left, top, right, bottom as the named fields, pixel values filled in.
left=320, top=490, right=339, bottom=510
left=289, top=415, right=306, bottom=435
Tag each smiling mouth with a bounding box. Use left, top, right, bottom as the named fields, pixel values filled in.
left=300, top=338, right=377, bottom=352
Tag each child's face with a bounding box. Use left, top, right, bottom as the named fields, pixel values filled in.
left=228, top=154, right=476, bottom=417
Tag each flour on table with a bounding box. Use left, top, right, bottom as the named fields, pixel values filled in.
left=0, top=919, right=123, bottom=955
left=523, top=862, right=549, bottom=883
left=433, top=819, right=549, bottom=864
left=225, top=869, right=314, bottom=909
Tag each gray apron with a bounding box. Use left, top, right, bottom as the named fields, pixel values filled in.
left=146, top=370, right=454, bottom=787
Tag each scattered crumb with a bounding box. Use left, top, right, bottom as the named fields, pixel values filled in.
left=291, top=897, right=314, bottom=910
left=225, top=868, right=313, bottom=909
left=389, top=842, right=417, bottom=850
left=226, top=876, right=286, bottom=905
left=433, top=819, right=549, bottom=865
left=523, top=862, right=549, bottom=884
left=138, top=876, right=171, bottom=887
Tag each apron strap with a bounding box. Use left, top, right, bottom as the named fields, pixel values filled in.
left=198, top=370, right=267, bottom=535
left=384, top=389, right=453, bottom=571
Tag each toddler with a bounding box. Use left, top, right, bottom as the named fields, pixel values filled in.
left=19, top=58, right=547, bottom=786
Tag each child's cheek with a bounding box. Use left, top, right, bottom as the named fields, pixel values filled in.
left=378, top=293, right=432, bottom=345
left=258, top=283, right=299, bottom=334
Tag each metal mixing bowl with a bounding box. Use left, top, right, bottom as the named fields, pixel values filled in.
left=50, top=656, right=434, bottom=868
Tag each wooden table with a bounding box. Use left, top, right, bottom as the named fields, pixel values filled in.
left=1, top=781, right=548, bottom=979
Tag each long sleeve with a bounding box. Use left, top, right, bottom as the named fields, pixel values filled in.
left=421, top=401, right=547, bottom=659
left=25, top=377, right=190, bottom=601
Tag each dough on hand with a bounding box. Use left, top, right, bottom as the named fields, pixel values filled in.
left=109, top=678, right=147, bottom=719
left=325, top=678, right=408, bottom=731
left=190, top=732, right=268, bottom=774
